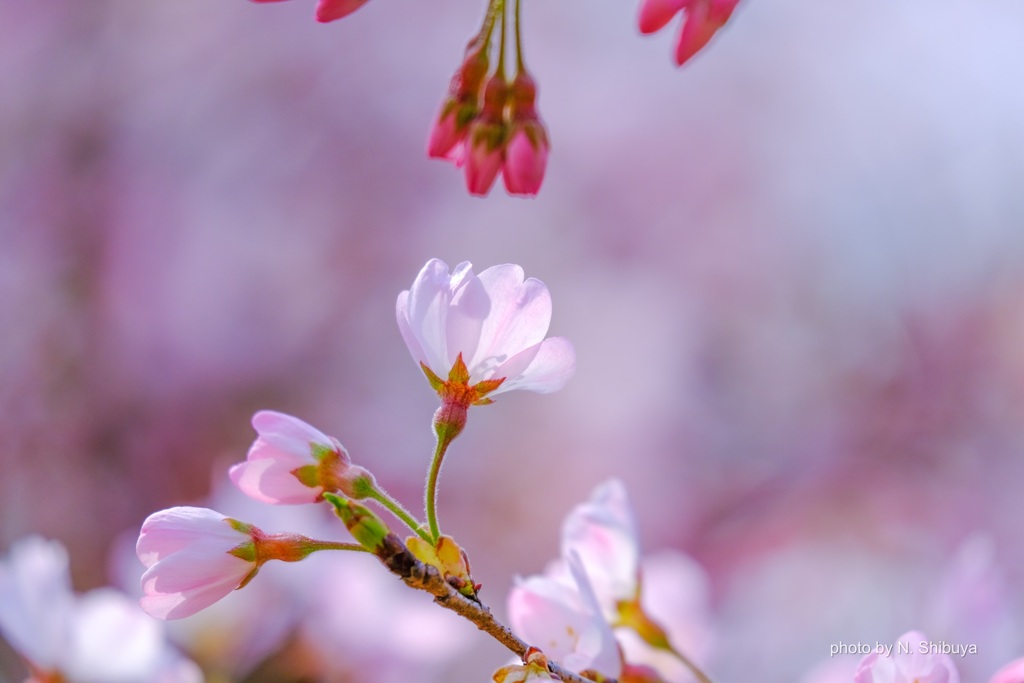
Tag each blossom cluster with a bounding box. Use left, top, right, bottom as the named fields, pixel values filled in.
left=5, top=258, right=1022, bottom=683
left=508, top=479, right=713, bottom=682
left=246, top=0, right=742, bottom=196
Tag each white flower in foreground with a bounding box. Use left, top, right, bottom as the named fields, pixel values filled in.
left=396, top=259, right=575, bottom=397
left=0, top=537, right=75, bottom=675
left=508, top=553, right=621, bottom=679
left=0, top=536, right=200, bottom=683
left=855, top=631, right=960, bottom=683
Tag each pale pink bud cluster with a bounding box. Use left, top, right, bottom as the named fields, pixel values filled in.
left=396, top=258, right=575, bottom=397
left=249, top=0, right=370, bottom=23
left=428, top=52, right=550, bottom=196
left=637, top=0, right=740, bottom=66
left=229, top=410, right=375, bottom=505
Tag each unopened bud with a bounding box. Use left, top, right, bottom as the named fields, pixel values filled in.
left=324, top=494, right=391, bottom=553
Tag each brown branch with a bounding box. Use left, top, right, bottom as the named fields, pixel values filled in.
left=374, top=534, right=617, bottom=683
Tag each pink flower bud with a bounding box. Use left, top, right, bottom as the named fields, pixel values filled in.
left=249, top=0, right=370, bottom=22
left=137, top=507, right=259, bottom=620
left=637, top=0, right=740, bottom=66
left=315, top=0, right=370, bottom=21
left=427, top=48, right=490, bottom=162
left=502, top=72, right=549, bottom=196
left=463, top=75, right=509, bottom=196
left=465, top=126, right=505, bottom=196
left=229, top=410, right=372, bottom=505
left=637, top=0, right=687, bottom=35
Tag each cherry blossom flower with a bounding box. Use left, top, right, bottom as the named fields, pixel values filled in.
left=137, top=507, right=261, bottom=620
left=990, top=658, right=1024, bottom=683
left=229, top=410, right=374, bottom=505
left=854, top=631, right=960, bottom=683
left=249, top=0, right=370, bottom=23
left=0, top=536, right=200, bottom=683
left=637, top=0, right=740, bottom=66
left=396, top=259, right=575, bottom=398
left=508, top=553, right=621, bottom=679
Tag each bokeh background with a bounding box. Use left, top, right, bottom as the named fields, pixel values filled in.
left=2, top=0, right=1024, bottom=681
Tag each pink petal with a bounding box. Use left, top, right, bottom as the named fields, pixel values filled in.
left=990, top=658, right=1024, bottom=683
left=461, top=265, right=553, bottom=377
left=229, top=458, right=321, bottom=505
left=560, top=479, right=640, bottom=611
left=251, top=411, right=331, bottom=457
left=427, top=110, right=461, bottom=159
left=674, top=0, right=729, bottom=66
left=315, top=0, right=370, bottom=22
left=638, top=0, right=687, bottom=35
left=503, top=130, right=548, bottom=196
left=402, top=259, right=471, bottom=375
left=136, top=508, right=237, bottom=567
left=465, top=144, right=504, bottom=197
left=494, top=337, right=575, bottom=394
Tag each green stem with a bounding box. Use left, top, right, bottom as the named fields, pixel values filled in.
left=514, top=0, right=524, bottom=72
left=495, top=0, right=507, bottom=77
left=367, top=487, right=433, bottom=544
left=304, top=540, right=369, bottom=553
left=471, top=0, right=503, bottom=53
left=424, top=436, right=451, bottom=542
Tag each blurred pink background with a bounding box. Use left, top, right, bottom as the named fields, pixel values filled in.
left=2, top=0, right=1024, bottom=681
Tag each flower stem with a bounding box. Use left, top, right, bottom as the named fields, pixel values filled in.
left=302, top=540, right=369, bottom=553
left=424, top=435, right=451, bottom=543
left=495, top=0, right=507, bottom=77
left=366, top=487, right=433, bottom=544
left=471, top=0, right=503, bottom=53
left=514, top=0, right=524, bottom=72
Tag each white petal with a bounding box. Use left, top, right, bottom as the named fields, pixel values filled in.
left=460, top=265, right=552, bottom=377
left=0, top=536, right=75, bottom=669
left=404, top=259, right=467, bottom=374
left=251, top=411, right=331, bottom=456
left=561, top=479, right=640, bottom=614
left=494, top=337, right=576, bottom=394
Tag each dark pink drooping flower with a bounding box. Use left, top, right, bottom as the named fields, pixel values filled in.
left=427, top=47, right=490, bottom=165
left=248, top=0, right=370, bottom=23
left=637, top=0, right=740, bottom=66
left=503, top=72, right=549, bottom=197
left=463, top=75, right=509, bottom=197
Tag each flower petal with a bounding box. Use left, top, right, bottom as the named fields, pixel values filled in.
left=403, top=259, right=472, bottom=374
left=638, top=0, right=687, bottom=34
left=251, top=411, right=332, bottom=456
left=315, top=0, right=370, bottom=22
left=494, top=337, right=575, bottom=394
left=229, top=458, right=321, bottom=505
left=460, top=265, right=552, bottom=377
left=136, top=508, right=238, bottom=567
